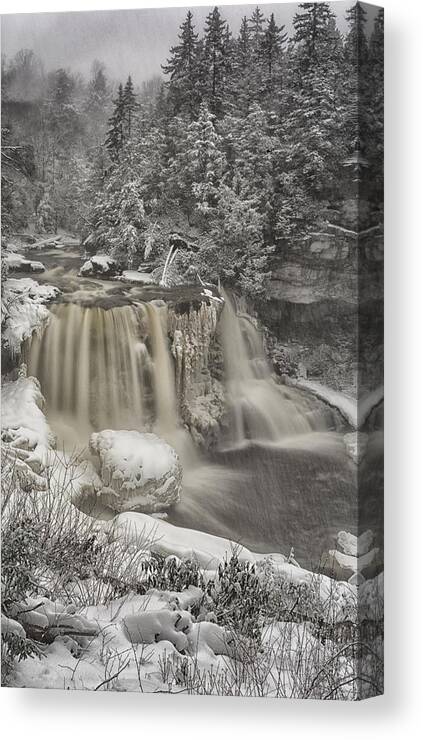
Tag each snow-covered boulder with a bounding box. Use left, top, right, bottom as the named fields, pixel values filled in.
left=79, top=254, right=120, bottom=278
left=89, top=430, right=182, bottom=514
left=4, top=252, right=45, bottom=273
left=321, top=530, right=381, bottom=581
left=122, top=609, right=192, bottom=651
left=1, top=374, right=55, bottom=487
left=1, top=278, right=60, bottom=357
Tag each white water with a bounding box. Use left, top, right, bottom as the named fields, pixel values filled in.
left=219, top=290, right=324, bottom=448
left=27, top=291, right=330, bottom=452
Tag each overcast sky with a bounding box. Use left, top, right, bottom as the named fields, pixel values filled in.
left=1, top=3, right=375, bottom=85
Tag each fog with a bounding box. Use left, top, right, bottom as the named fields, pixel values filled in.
left=1, top=2, right=356, bottom=84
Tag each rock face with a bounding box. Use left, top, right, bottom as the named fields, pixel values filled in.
left=167, top=293, right=225, bottom=449
left=89, top=430, right=182, bottom=514
left=79, top=254, right=121, bottom=278
left=257, top=224, right=383, bottom=395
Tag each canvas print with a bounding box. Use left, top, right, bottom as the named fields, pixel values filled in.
left=1, top=2, right=384, bottom=699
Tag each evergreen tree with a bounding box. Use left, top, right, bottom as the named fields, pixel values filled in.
left=293, top=2, right=335, bottom=69
left=162, top=11, right=200, bottom=119
left=248, top=6, right=265, bottom=58
left=201, top=7, right=232, bottom=117
left=91, top=146, right=147, bottom=263
left=344, top=2, right=369, bottom=68
left=122, top=75, right=139, bottom=138
left=369, top=7, right=384, bottom=63
left=105, top=84, right=125, bottom=160
left=262, top=13, right=287, bottom=96
left=51, top=68, right=74, bottom=105
left=168, top=102, right=227, bottom=220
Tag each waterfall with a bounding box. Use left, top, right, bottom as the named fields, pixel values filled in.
left=26, top=301, right=177, bottom=447
left=26, top=291, right=330, bottom=454
left=220, top=290, right=322, bottom=447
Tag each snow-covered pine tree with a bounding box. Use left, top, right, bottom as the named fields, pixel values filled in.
left=230, top=17, right=253, bottom=114
left=262, top=13, right=287, bottom=98
left=344, top=2, right=369, bottom=68
left=105, top=84, right=125, bottom=161
left=293, top=2, right=336, bottom=70
left=168, top=102, right=227, bottom=221
left=122, top=75, right=139, bottom=139
left=246, top=6, right=266, bottom=101
left=91, top=146, right=147, bottom=264
left=201, top=6, right=232, bottom=117
left=162, top=10, right=200, bottom=119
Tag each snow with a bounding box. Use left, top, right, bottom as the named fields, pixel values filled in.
left=122, top=608, right=193, bottom=651
left=287, top=378, right=384, bottom=430
left=80, top=254, right=117, bottom=276
left=89, top=431, right=182, bottom=513
left=1, top=277, right=60, bottom=355
left=120, top=270, right=154, bottom=284
left=106, top=511, right=258, bottom=570
left=4, top=253, right=45, bottom=273
left=91, top=430, right=178, bottom=487
left=1, top=375, right=53, bottom=453
left=287, top=378, right=358, bottom=427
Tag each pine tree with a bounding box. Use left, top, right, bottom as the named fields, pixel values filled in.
left=231, top=17, right=253, bottom=113
left=105, top=84, right=125, bottom=160
left=168, top=102, right=227, bottom=220
left=122, top=75, right=139, bottom=138
left=366, top=9, right=384, bottom=203
left=248, top=6, right=265, bottom=58
left=344, top=2, right=369, bottom=68
left=262, top=13, right=287, bottom=96
left=162, top=10, right=200, bottom=119
left=201, top=7, right=232, bottom=117
left=369, top=7, right=384, bottom=64
left=51, top=68, right=74, bottom=105
left=293, top=2, right=336, bottom=69
left=91, top=147, right=147, bottom=263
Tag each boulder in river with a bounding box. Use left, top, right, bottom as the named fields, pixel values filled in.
left=89, top=430, right=182, bottom=514
left=79, top=254, right=121, bottom=278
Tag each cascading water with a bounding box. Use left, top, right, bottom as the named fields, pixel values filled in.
left=219, top=290, right=325, bottom=448
left=26, top=300, right=178, bottom=448
left=24, top=284, right=353, bottom=564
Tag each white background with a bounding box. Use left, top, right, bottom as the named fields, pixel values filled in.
left=1, top=0, right=422, bottom=737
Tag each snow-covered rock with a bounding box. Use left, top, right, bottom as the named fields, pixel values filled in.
left=1, top=278, right=60, bottom=356
left=322, top=536, right=381, bottom=581
left=120, top=270, right=154, bottom=284
left=336, top=529, right=375, bottom=557
left=4, top=252, right=45, bottom=273
left=1, top=375, right=55, bottom=487
left=79, top=254, right=120, bottom=278
left=122, top=609, right=192, bottom=651
left=286, top=378, right=384, bottom=431
left=89, top=430, right=182, bottom=514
